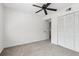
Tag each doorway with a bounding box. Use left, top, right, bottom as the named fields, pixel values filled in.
left=45, top=18, right=51, bottom=41
left=49, top=20, right=51, bottom=40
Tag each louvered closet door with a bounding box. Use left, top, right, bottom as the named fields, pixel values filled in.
left=63, top=14, right=74, bottom=49
left=75, top=12, right=79, bottom=52
left=58, top=13, right=74, bottom=49
left=58, top=16, right=65, bottom=46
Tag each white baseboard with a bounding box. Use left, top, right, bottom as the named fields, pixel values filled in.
left=4, top=38, right=47, bottom=48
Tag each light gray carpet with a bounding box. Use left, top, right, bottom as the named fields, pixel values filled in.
left=1, top=39, right=79, bottom=56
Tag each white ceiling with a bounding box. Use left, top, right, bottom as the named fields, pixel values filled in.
left=3, top=3, right=73, bottom=16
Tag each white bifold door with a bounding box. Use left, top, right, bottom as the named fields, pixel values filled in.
left=58, top=13, right=75, bottom=50
left=54, top=10, right=79, bottom=52
left=57, top=16, right=65, bottom=47
left=75, top=12, right=79, bottom=52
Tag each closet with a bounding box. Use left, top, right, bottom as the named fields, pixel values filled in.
left=75, top=12, right=79, bottom=52
left=57, top=11, right=79, bottom=52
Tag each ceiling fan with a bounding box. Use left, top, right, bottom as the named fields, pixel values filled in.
left=33, top=3, right=57, bottom=15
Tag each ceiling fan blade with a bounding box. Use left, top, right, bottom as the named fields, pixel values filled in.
left=45, top=3, right=51, bottom=8
left=33, top=5, right=42, bottom=8
left=35, top=9, right=43, bottom=13
left=47, top=8, right=57, bottom=11
left=44, top=9, right=47, bottom=15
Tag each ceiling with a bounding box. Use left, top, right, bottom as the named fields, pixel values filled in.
left=3, top=3, right=73, bottom=17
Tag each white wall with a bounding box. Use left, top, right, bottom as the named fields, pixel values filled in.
left=0, top=4, right=4, bottom=53
left=3, top=8, right=48, bottom=48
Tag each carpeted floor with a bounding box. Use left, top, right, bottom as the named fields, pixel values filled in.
left=1, top=39, right=79, bottom=56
